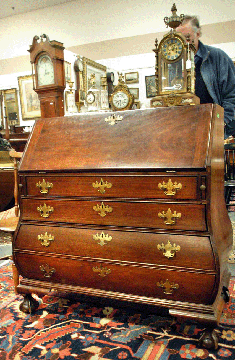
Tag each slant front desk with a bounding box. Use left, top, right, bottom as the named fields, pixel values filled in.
left=13, top=104, right=232, bottom=348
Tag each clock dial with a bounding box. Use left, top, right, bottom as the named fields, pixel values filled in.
left=112, top=91, right=129, bottom=109
left=86, top=91, right=95, bottom=104
left=37, top=54, right=55, bottom=86
left=161, top=38, right=183, bottom=61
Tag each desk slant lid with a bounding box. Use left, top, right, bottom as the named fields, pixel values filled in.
left=19, top=104, right=222, bottom=172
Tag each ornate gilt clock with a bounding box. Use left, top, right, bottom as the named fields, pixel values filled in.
left=150, top=4, right=200, bottom=107
left=28, top=34, right=65, bottom=118
left=110, top=73, right=134, bottom=111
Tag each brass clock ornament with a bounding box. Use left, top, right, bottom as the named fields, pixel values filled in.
left=110, top=73, right=134, bottom=111
left=28, top=34, right=66, bottom=118
left=150, top=4, right=200, bottom=108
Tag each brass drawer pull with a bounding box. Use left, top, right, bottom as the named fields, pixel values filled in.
left=157, top=279, right=179, bottom=294
left=36, top=179, right=53, bottom=194
left=93, top=202, right=113, bottom=217
left=158, top=208, right=181, bottom=225
left=92, top=178, right=112, bottom=194
left=157, top=240, right=180, bottom=258
left=92, top=265, right=111, bottom=277
left=38, top=232, right=54, bottom=247
left=158, top=179, right=182, bottom=196
left=93, top=232, right=112, bottom=246
left=39, top=264, right=55, bottom=278
left=37, top=203, right=54, bottom=218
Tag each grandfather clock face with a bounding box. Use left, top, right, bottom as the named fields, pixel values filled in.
left=37, top=54, right=55, bottom=86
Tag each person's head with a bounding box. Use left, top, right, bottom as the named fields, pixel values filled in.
left=176, top=15, right=201, bottom=51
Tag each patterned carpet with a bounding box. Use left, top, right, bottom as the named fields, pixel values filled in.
left=0, top=261, right=235, bottom=360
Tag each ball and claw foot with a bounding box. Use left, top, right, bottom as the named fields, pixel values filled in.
left=199, top=328, right=219, bottom=350
left=19, top=294, right=39, bottom=314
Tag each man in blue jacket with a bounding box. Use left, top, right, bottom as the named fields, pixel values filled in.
left=176, top=16, right=235, bottom=140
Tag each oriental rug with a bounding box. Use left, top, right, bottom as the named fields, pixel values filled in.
left=0, top=261, right=235, bottom=360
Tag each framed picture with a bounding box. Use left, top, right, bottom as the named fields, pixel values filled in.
left=18, top=75, right=41, bottom=120
left=64, top=61, right=71, bottom=82
left=3, top=88, right=20, bottom=125
left=125, top=72, right=139, bottom=84
left=82, top=57, right=106, bottom=96
left=132, top=100, right=141, bottom=110
left=0, top=91, right=3, bottom=127
left=129, top=87, right=139, bottom=100
left=145, top=75, right=157, bottom=98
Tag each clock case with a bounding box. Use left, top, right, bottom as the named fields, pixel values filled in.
left=110, top=79, right=134, bottom=111
left=28, top=34, right=66, bottom=118
left=151, top=31, right=200, bottom=108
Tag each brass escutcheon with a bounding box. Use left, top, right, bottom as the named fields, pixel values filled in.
left=105, top=114, right=123, bottom=125
left=37, top=203, right=54, bottom=218
left=157, top=279, right=179, bottom=294
left=93, top=232, right=112, bottom=246
left=92, top=264, right=111, bottom=277
left=38, top=232, right=54, bottom=247
left=92, top=178, right=112, bottom=194
left=36, top=179, right=53, bottom=194
left=39, top=264, right=56, bottom=278
left=158, top=179, right=182, bottom=196
left=158, top=208, right=181, bottom=225
left=93, top=202, right=113, bottom=217
left=157, top=240, right=180, bottom=258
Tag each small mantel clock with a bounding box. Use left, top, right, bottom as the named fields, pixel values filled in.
left=150, top=4, right=200, bottom=108
left=28, top=34, right=65, bottom=118
left=110, top=73, right=134, bottom=111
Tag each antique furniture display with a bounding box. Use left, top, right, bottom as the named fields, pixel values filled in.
left=150, top=4, right=200, bottom=107
left=13, top=103, right=232, bottom=349
left=28, top=34, right=65, bottom=118
left=0, top=151, right=14, bottom=212
left=110, top=73, right=134, bottom=111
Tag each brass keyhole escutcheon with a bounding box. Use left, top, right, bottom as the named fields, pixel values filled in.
left=38, top=232, right=54, bottom=247
left=158, top=179, right=182, bottom=196
left=39, top=264, right=56, bottom=278
left=93, top=202, right=113, bottom=217
left=37, top=203, right=54, bottom=218
left=92, top=178, right=112, bottom=194
left=157, top=240, right=180, bottom=258
left=92, top=265, right=111, bottom=277
left=36, top=179, right=53, bottom=194
left=157, top=279, right=179, bottom=295
left=105, top=114, right=123, bottom=125
left=158, top=208, right=181, bottom=225
left=93, top=232, right=112, bottom=246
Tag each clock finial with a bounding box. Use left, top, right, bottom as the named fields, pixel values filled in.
left=164, top=4, right=184, bottom=30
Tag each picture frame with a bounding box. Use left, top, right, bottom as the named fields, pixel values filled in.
left=82, top=57, right=106, bottom=96
left=129, top=87, right=139, bottom=100
left=145, top=75, right=157, bottom=98
left=125, top=72, right=139, bottom=84
left=3, top=88, right=20, bottom=125
left=132, top=100, right=141, bottom=110
left=64, top=61, right=71, bottom=82
left=18, top=75, right=41, bottom=120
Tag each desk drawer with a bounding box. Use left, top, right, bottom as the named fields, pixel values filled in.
left=14, top=253, right=216, bottom=305
left=15, top=224, right=215, bottom=270
left=21, top=198, right=207, bottom=231
left=24, top=175, right=199, bottom=200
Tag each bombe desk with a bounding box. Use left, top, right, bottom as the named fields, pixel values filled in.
left=13, top=104, right=232, bottom=349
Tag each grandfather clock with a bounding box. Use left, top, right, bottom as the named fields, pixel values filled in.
left=28, top=34, right=65, bottom=118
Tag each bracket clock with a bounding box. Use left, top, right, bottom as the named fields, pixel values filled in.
left=28, top=34, right=66, bottom=118
left=110, top=73, right=134, bottom=111
left=150, top=4, right=200, bottom=108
